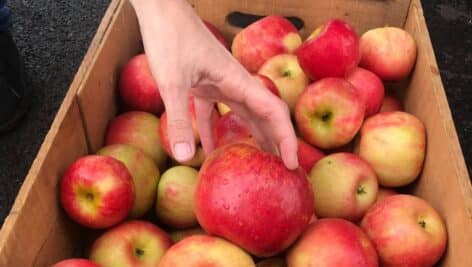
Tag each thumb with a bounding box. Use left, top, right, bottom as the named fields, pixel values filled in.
left=161, top=88, right=196, bottom=162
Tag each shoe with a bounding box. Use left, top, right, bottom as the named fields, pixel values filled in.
left=0, top=31, right=31, bottom=132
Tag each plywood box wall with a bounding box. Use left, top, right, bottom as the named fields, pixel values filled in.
left=0, top=0, right=470, bottom=266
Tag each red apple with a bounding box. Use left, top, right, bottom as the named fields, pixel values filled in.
left=119, top=54, right=164, bottom=115
left=295, top=78, right=365, bottom=149
left=89, top=220, right=172, bottom=266
left=346, top=67, right=385, bottom=117
left=156, top=166, right=199, bottom=229
left=170, top=227, right=207, bottom=243
left=354, top=111, right=426, bottom=187
left=97, top=144, right=159, bottom=218
left=51, top=259, right=101, bottom=267
left=217, top=74, right=279, bottom=115
left=195, top=143, right=314, bottom=257
left=214, top=111, right=251, bottom=148
left=232, top=15, right=302, bottom=72
left=297, top=138, right=325, bottom=174
left=256, top=257, right=286, bottom=267
left=60, top=155, right=134, bottom=229
left=375, top=188, right=397, bottom=204
left=380, top=93, right=403, bottom=112
left=159, top=235, right=255, bottom=267
left=309, top=153, right=378, bottom=221
left=360, top=27, right=417, bottom=81
left=296, top=19, right=360, bottom=80
left=361, top=195, right=447, bottom=266
left=105, top=111, right=167, bottom=169
left=258, top=54, right=310, bottom=112
left=287, top=218, right=378, bottom=267
left=204, top=20, right=230, bottom=50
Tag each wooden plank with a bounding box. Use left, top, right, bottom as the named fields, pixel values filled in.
left=76, top=0, right=142, bottom=153
left=0, top=99, right=88, bottom=267
left=0, top=1, right=125, bottom=266
left=189, top=0, right=411, bottom=39
left=403, top=0, right=472, bottom=266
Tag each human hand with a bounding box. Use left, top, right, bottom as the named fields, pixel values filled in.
left=131, top=0, right=298, bottom=169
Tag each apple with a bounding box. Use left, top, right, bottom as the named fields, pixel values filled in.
left=297, top=138, right=325, bottom=174
left=354, top=111, right=426, bottom=187
left=195, top=143, right=314, bottom=257
left=97, top=144, right=159, bottom=219
left=380, top=93, right=403, bottom=112
left=105, top=111, right=167, bottom=170
left=214, top=111, right=251, bottom=148
left=232, top=15, right=302, bottom=72
left=360, top=27, right=417, bottom=81
left=217, top=74, right=279, bottom=115
left=296, top=19, right=360, bottom=80
left=156, top=166, right=199, bottom=229
left=361, top=194, right=447, bottom=266
left=295, top=78, right=365, bottom=149
left=308, top=153, right=378, bottom=221
left=170, top=227, right=206, bottom=243
left=256, top=258, right=286, bottom=267
left=204, top=20, right=230, bottom=50
left=118, top=54, right=164, bottom=115
left=346, top=67, right=385, bottom=117
left=52, top=259, right=101, bottom=267
left=89, top=220, right=172, bottom=267
left=60, top=155, right=134, bottom=229
left=287, top=218, right=378, bottom=267
left=258, top=54, right=310, bottom=112
left=375, top=188, right=397, bottom=204
left=159, top=235, right=255, bottom=267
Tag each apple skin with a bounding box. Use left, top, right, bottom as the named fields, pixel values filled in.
left=217, top=74, right=280, bottom=115
left=159, top=235, right=255, bottom=267
left=375, top=188, right=397, bottom=204
left=195, top=143, right=314, bottom=257
left=170, top=227, right=207, bottom=243
left=287, top=218, right=378, bottom=267
left=105, top=111, right=167, bottom=170
left=156, top=166, right=199, bottom=229
left=60, top=155, right=134, bottom=229
left=296, top=19, right=360, bottom=80
left=258, top=54, right=310, bottom=113
left=204, top=20, right=230, bottom=50
left=309, top=153, right=378, bottom=221
left=295, top=78, right=365, bottom=149
left=214, top=111, right=251, bottom=148
left=297, top=138, right=325, bottom=174
left=89, top=220, right=172, bottom=267
left=354, top=111, right=426, bottom=187
left=51, top=259, right=101, bottom=267
left=360, top=27, right=417, bottom=81
left=119, top=54, right=164, bottom=115
left=346, top=67, right=385, bottom=117
left=232, top=15, right=302, bottom=73
left=380, top=93, right=403, bottom=113
left=361, top=194, right=447, bottom=267
left=97, top=144, right=159, bottom=219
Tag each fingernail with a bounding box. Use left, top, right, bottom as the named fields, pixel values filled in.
left=173, top=142, right=192, bottom=161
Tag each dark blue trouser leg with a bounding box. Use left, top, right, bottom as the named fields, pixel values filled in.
left=0, top=0, right=11, bottom=32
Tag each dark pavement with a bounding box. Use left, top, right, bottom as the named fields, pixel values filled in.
left=0, top=0, right=471, bottom=224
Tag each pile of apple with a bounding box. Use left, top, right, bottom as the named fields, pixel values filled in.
left=53, top=16, right=448, bottom=267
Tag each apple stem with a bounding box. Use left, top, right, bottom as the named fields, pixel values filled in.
left=418, top=219, right=426, bottom=228
left=282, top=69, right=291, bottom=77
left=357, top=186, right=366, bottom=195
left=85, top=192, right=94, bottom=200
left=135, top=248, right=145, bottom=257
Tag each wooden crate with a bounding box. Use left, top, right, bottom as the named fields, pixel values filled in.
left=1, top=0, right=471, bottom=266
